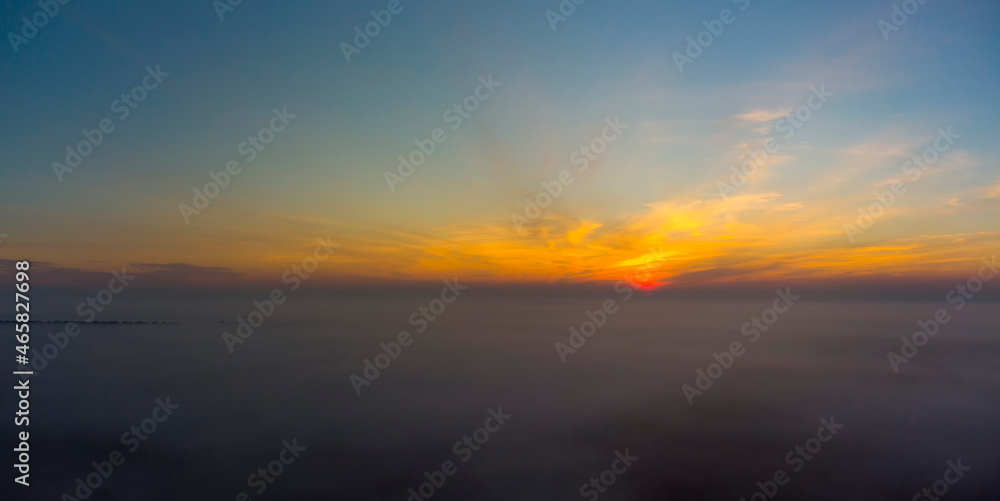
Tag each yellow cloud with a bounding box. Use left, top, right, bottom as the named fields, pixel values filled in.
left=733, top=109, right=791, bottom=123
left=567, top=220, right=602, bottom=245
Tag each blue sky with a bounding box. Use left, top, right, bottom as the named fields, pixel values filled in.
left=1, top=0, right=998, bottom=283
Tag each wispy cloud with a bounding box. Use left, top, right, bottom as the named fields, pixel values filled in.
left=732, top=109, right=791, bottom=123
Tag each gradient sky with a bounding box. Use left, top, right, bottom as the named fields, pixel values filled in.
left=1, top=0, right=998, bottom=286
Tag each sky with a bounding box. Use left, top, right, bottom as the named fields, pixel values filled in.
left=1, top=0, right=998, bottom=287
